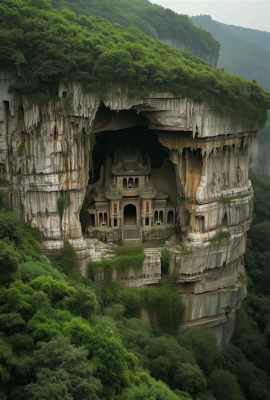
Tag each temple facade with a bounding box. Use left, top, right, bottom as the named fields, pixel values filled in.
left=87, top=148, right=177, bottom=242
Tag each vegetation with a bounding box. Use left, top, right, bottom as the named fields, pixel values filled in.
left=0, top=0, right=269, bottom=121
left=161, top=247, right=170, bottom=274
left=52, top=0, right=220, bottom=63
left=88, top=246, right=145, bottom=281
left=192, top=15, right=270, bottom=92
left=0, top=171, right=270, bottom=398
left=209, top=230, right=231, bottom=243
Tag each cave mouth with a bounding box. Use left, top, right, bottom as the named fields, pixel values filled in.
left=90, top=126, right=169, bottom=184
left=80, top=106, right=178, bottom=243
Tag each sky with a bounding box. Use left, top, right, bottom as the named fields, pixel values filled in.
left=150, top=0, right=270, bottom=32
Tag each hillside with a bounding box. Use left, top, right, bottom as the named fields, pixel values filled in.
left=52, top=0, right=220, bottom=64
left=1, top=0, right=269, bottom=122
left=192, top=15, right=270, bottom=92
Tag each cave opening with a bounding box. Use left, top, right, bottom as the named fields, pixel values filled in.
left=80, top=106, right=179, bottom=243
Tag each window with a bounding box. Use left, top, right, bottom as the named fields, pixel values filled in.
left=128, top=178, right=133, bottom=188
left=113, top=203, right=117, bottom=214
left=167, top=210, right=174, bottom=224
left=146, top=201, right=149, bottom=213
left=145, top=217, right=149, bottom=226
left=123, top=178, right=127, bottom=189
left=99, top=212, right=103, bottom=226
left=134, top=178, right=139, bottom=187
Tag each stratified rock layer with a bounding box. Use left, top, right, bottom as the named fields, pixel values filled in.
left=0, top=73, right=261, bottom=344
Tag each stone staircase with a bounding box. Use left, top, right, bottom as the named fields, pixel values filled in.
left=122, top=226, right=142, bottom=244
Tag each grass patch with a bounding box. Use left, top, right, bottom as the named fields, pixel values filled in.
left=88, top=246, right=145, bottom=281
left=219, top=193, right=250, bottom=203
left=209, top=230, right=231, bottom=243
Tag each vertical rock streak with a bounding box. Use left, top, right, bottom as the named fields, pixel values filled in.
left=0, top=75, right=261, bottom=343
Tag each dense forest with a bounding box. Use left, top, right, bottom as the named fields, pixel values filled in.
left=1, top=1, right=270, bottom=399
left=51, top=0, right=220, bottom=64
left=1, top=0, right=270, bottom=121
left=0, top=173, right=270, bottom=400
left=192, top=15, right=270, bottom=92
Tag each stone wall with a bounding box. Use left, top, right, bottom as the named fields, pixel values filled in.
left=0, top=72, right=262, bottom=344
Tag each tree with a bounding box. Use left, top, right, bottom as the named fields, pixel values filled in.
left=179, top=327, right=220, bottom=375
left=208, top=369, right=245, bottom=400
left=25, top=336, right=101, bottom=400
left=0, top=240, right=19, bottom=284
left=52, top=239, right=79, bottom=276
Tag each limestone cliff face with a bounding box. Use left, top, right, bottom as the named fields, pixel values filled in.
left=0, top=72, right=261, bottom=344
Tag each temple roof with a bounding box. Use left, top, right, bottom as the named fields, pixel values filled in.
left=111, top=148, right=150, bottom=176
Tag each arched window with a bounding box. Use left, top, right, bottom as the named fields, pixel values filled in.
left=90, top=214, right=95, bottom=227
left=145, top=217, right=149, bottom=226
left=159, top=211, right=164, bottom=223
left=128, top=178, right=133, bottom=188
left=114, top=218, right=118, bottom=227
left=104, top=213, right=108, bottom=225
left=123, top=178, right=127, bottom=189
left=99, top=212, right=103, bottom=226
left=167, top=210, right=174, bottom=224
left=146, top=201, right=149, bottom=213
left=113, top=203, right=117, bottom=214
left=154, top=211, right=158, bottom=223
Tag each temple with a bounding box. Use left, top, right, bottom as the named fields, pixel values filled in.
left=86, top=147, right=177, bottom=242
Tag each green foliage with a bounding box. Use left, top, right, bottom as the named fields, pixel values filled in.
left=51, top=239, right=79, bottom=276
left=161, top=248, right=170, bottom=274
left=208, top=369, right=245, bottom=400
left=25, top=336, right=101, bottom=400
left=119, top=371, right=191, bottom=399
left=118, top=290, right=142, bottom=318
left=86, top=325, right=133, bottom=397
left=179, top=326, right=221, bottom=376
left=57, top=194, right=70, bottom=220
left=1, top=170, right=270, bottom=399
left=140, top=285, right=185, bottom=335
left=88, top=247, right=145, bottom=281
left=0, top=0, right=269, bottom=122
left=0, top=210, right=23, bottom=245
left=0, top=207, right=186, bottom=400
left=192, top=15, right=270, bottom=92
left=18, top=260, right=64, bottom=282
left=209, top=230, right=231, bottom=243
left=0, top=240, right=19, bottom=284
left=53, top=0, right=219, bottom=64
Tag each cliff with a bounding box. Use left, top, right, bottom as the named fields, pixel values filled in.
left=0, top=72, right=263, bottom=344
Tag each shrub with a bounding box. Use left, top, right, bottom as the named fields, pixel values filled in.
left=161, top=248, right=170, bottom=274
left=209, top=230, right=231, bottom=243
left=141, top=285, right=185, bottom=335
left=0, top=240, right=19, bottom=284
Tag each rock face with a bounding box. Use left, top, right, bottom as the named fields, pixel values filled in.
left=0, top=72, right=262, bottom=344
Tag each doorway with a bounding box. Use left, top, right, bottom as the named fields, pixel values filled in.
left=124, top=204, right=137, bottom=226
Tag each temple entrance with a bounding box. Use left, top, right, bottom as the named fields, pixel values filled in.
left=124, top=204, right=137, bottom=226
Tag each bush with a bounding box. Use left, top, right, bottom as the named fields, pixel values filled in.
left=209, top=369, right=245, bottom=400
left=0, top=240, right=19, bottom=284
left=141, top=285, right=185, bottom=334
left=209, top=230, right=231, bottom=243
left=161, top=248, right=170, bottom=274
left=179, top=326, right=220, bottom=375
left=51, top=239, right=79, bottom=276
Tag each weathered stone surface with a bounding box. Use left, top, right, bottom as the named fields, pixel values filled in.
left=0, top=73, right=263, bottom=343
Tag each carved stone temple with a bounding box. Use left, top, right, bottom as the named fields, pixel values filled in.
left=87, top=147, right=176, bottom=243
left=0, top=73, right=263, bottom=343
